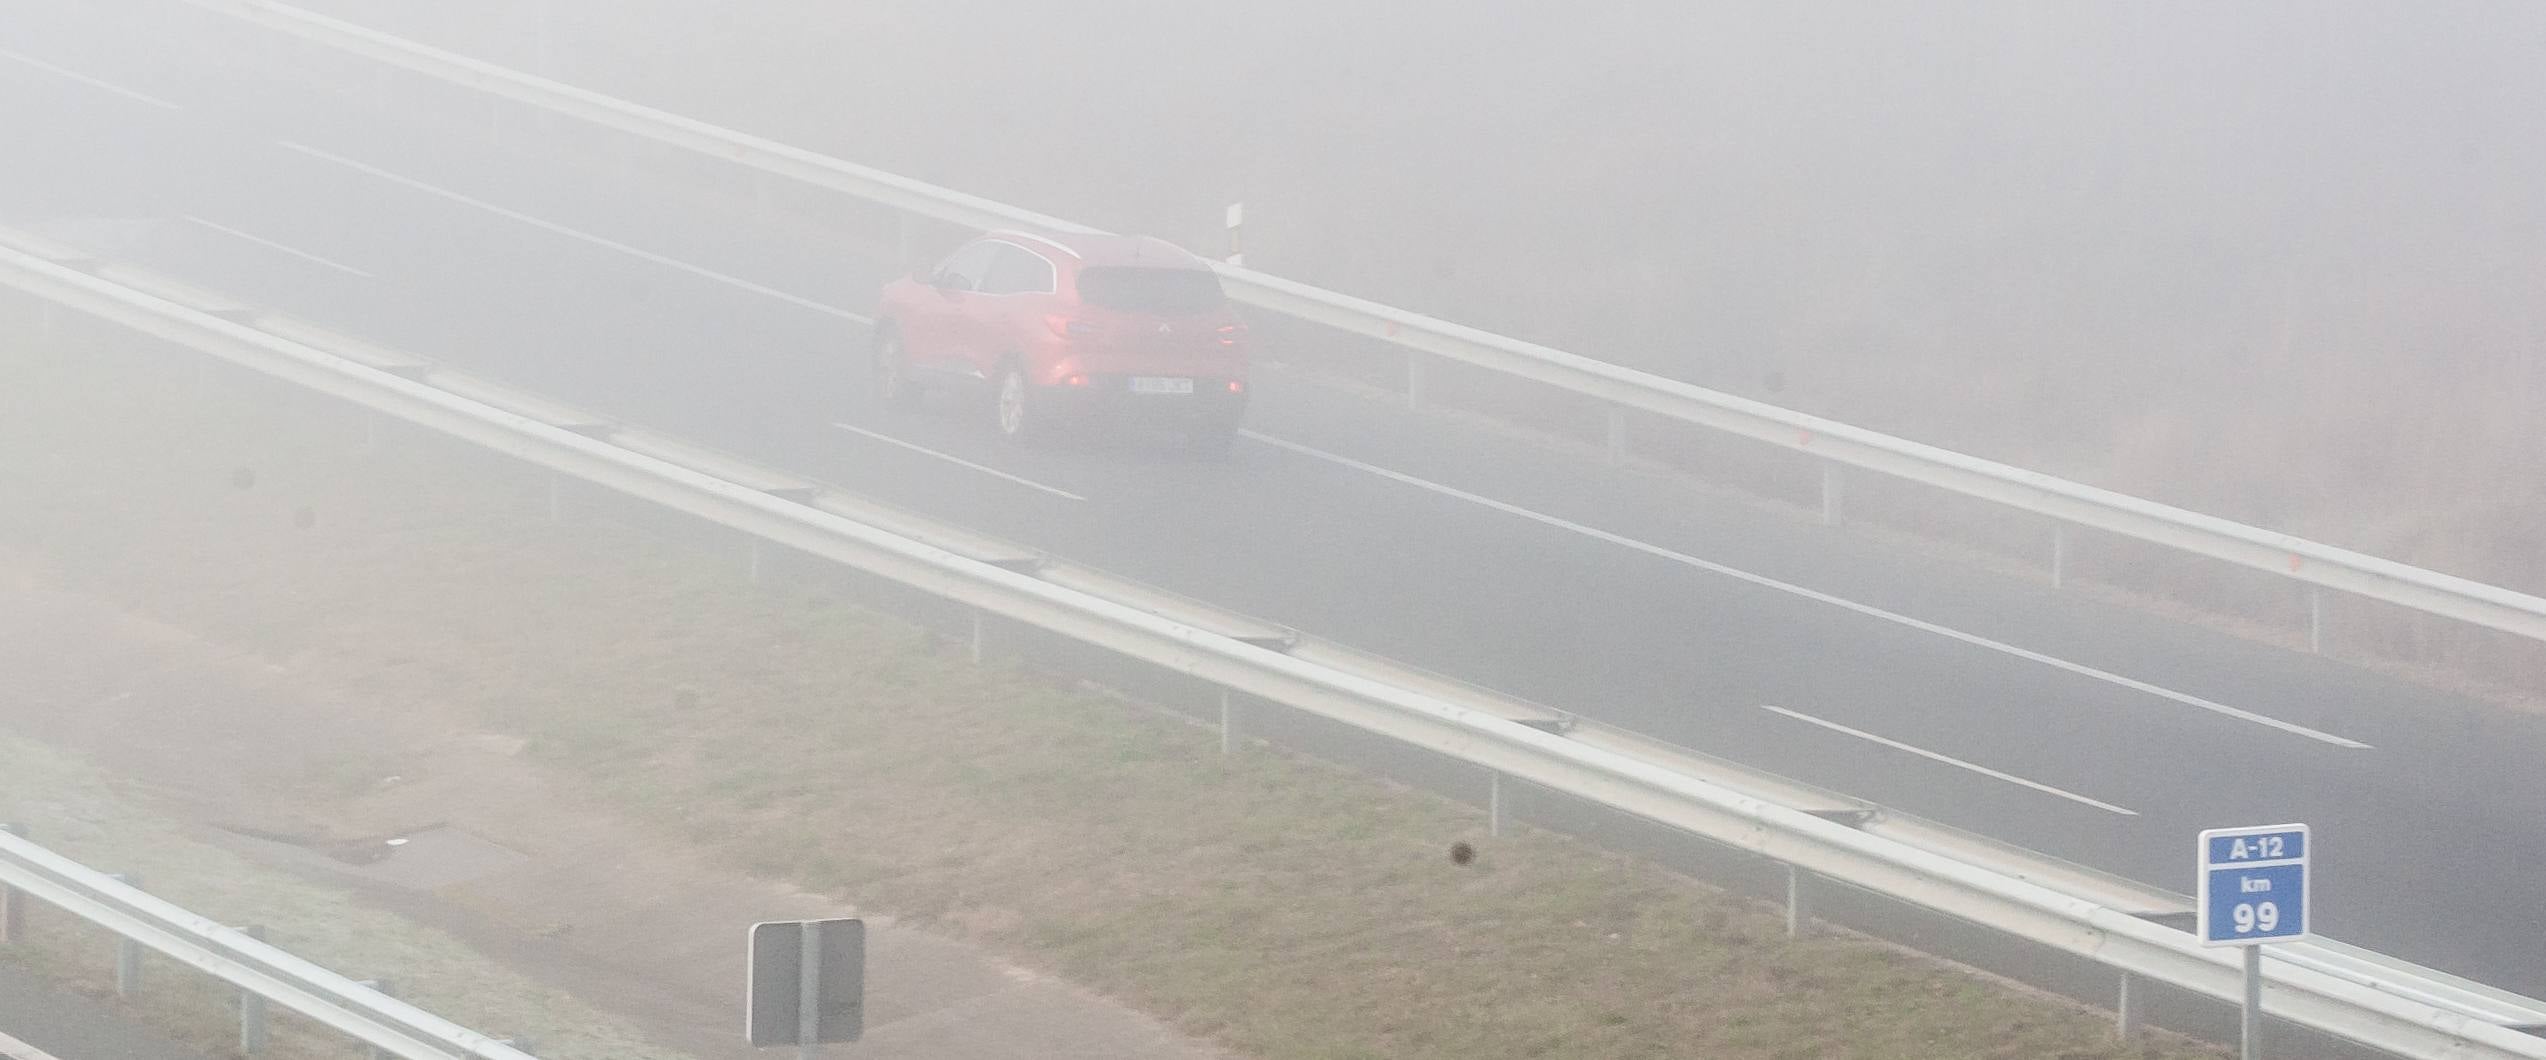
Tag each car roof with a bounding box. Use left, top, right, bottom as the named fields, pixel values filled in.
left=987, top=230, right=1210, bottom=271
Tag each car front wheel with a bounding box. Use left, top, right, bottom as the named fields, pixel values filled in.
left=994, top=364, right=1042, bottom=443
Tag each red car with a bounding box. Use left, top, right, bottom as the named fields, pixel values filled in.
left=872, top=230, right=1249, bottom=453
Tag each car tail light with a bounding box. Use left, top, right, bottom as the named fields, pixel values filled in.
left=1046, top=315, right=1097, bottom=339
left=1216, top=323, right=1245, bottom=346
left=1226, top=379, right=1246, bottom=394
left=1064, top=373, right=1089, bottom=387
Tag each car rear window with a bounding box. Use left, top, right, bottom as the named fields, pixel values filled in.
left=1076, top=267, right=1225, bottom=314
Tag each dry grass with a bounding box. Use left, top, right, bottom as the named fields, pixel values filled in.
left=0, top=331, right=2220, bottom=1058
left=0, top=735, right=696, bottom=1060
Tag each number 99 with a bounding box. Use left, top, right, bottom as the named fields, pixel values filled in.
left=2233, top=902, right=2281, bottom=933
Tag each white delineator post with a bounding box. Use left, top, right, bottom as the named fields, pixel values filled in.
left=1224, top=202, right=1244, bottom=266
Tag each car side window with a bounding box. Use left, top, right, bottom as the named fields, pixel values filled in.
left=932, top=242, right=997, bottom=292
left=977, top=244, right=1057, bottom=296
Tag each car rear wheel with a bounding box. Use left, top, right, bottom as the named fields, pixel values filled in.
left=994, top=364, right=1042, bottom=443
left=874, top=330, right=923, bottom=411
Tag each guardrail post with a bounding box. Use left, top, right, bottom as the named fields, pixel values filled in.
left=2308, top=588, right=2325, bottom=655
left=2115, top=970, right=2142, bottom=1040
left=1604, top=407, right=1628, bottom=467
left=2050, top=525, right=2069, bottom=588
left=1784, top=865, right=1811, bottom=938
left=1487, top=770, right=1504, bottom=837
left=1819, top=464, right=1843, bottom=527
left=747, top=538, right=763, bottom=584
left=356, top=979, right=396, bottom=1060
left=0, top=823, right=24, bottom=944
left=1218, top=689, right=1237, bottom=754
left=236, top=925, right=269, bottom=1054
left=109, top=873, right=142, bottom=997
left=969, top=610, right=986, bottom=665
left=1406, top=354, right=1427, bottom=412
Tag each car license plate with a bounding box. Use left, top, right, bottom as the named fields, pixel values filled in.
left=1129, top=376, right=1194, bottom=395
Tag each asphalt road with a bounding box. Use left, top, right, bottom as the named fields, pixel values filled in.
left=8, top=0, right=2546, bottom=1001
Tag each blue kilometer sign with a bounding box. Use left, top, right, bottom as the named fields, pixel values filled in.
left=2198, top=824, right=2309, bottom=946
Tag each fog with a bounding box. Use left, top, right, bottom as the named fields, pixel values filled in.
left=265, top=0, right=2546, bottom=580
left=17, top=1, right=2546, bottom=1046
left=7, top=0, right=2538, bottom=614
left=4, top=0, right=2538, bottom=654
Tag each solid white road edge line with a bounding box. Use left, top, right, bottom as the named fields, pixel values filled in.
left=830, top=423, right=1086, bottom=502
left=0, top=47, right=182, bottom=111
left=1760, top=704, right=2139, bottom=816
left=1242, top=429, right=2371, bottom=750
left=182, top=215, right=375, bottom=277
left=276, top=140, right=873, bottom=323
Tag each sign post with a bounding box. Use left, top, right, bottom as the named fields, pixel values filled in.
left=747, top=918, right=865, bottom=1054
left=2198, top=824, right=2309, bottom=1060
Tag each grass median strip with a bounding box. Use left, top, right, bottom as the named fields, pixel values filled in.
left=0, top=334, right=2219, bottom=1058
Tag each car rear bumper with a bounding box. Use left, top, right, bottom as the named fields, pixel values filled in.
left=1039, top=375, right=1246, bottom=427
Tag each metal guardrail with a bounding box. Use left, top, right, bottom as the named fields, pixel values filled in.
left=174, top=0, right=2546, bottom=652
left=1577, top=718, right=2546, bottom=1036
left=10, top=234, right=2546, bottom=1059
left=0, top=827, right=537, bottom=1060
